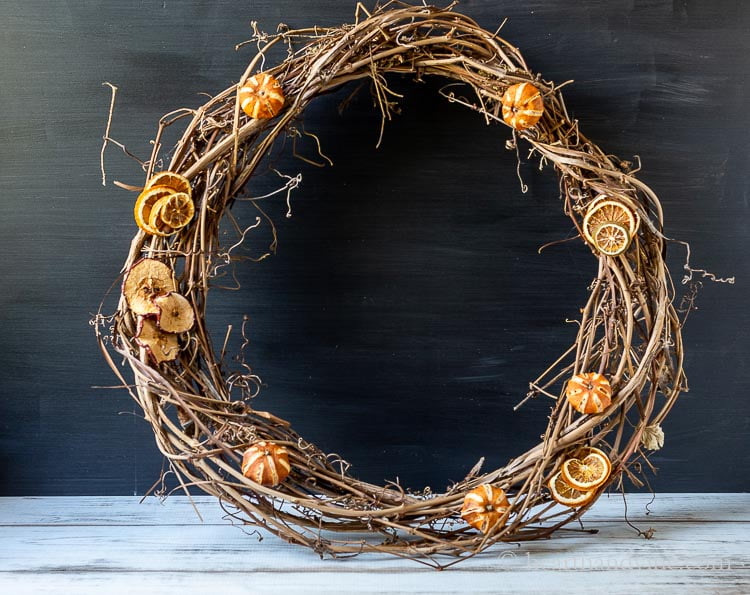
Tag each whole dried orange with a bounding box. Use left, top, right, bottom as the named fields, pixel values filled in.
left=238, top=72, right=285, bottom=119
left=241, top=441, right=291, bottom=486
left=460, top=484, right=510, bottom=533
left=565, top=372, right=612, bottom=414
left=501, top=82, right=544, bottom=130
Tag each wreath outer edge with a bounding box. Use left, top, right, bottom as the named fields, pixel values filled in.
left=95, top=1, right=688, bottom=567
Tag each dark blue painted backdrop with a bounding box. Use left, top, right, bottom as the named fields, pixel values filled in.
left=0, top=0, right=747, bottom=495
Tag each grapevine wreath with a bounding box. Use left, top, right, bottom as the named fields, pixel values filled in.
left=96, top=1, right=692, bottom=567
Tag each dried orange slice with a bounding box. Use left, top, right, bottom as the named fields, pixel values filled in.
left=561, top=447, right=612, bottom=491
left=548, top=471, right=597, bottom=507
left=582, top=197, right=639, bottom=254
left=592, top=222, right=631, bottom=256
left=147, top=209, right=175, bottom=236
left=150, top=192, right=194, bottom=230
left=134, top=186, right=174, bottom=235
left=146, top=196, right=180, bottom=237
left=585, top=196, right=639, bottom=232
left=145, top=171, right=192, bottom=197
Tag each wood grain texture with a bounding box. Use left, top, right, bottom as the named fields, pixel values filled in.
left=0, top=0, right=748, bottom=495
left=2, top=493, right=749, bottom=525
left=0, top=495, right=747, bottom=593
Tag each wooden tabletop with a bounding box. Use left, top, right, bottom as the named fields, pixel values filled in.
left=1, top=494, right=747, bottom=593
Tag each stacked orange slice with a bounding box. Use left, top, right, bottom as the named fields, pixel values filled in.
left=582, top=196, right=639, bottom=256
left=134, top=171, right=194, bottom=236
left=548, top=447, right=611, bottom=507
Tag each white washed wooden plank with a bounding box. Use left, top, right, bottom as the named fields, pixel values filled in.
left=1, top=493, right=748, bottom=526
left=0, top=522, right=746, bottom=573
left=1, top=567, right=748, bottom=595
left=0, top=496, right=220, bottom=526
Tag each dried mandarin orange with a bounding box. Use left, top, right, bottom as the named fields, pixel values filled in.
left=501, top=82, right=544, bottom=130
left=565, top=372, right=612, bottom=414
left=460, top=484, right=510, bottom=533
left=238, top=72, right=285, bottom=119
left=241, top=441, right=291, bottom=486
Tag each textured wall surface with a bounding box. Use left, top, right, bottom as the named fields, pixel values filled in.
left=0, top=0, right=747, bottom=495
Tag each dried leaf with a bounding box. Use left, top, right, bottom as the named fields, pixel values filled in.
left=640, top=424, right=665, bottom=451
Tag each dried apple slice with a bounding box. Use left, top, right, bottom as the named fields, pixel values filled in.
left=153, top=292, right=195, bottom=333
left=122, top=258, right=177, bottom=316
left=135, top=317, right=179, bottom=364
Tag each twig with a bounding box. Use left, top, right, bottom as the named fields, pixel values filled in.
left=100, top=82, right=119, bottom=186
